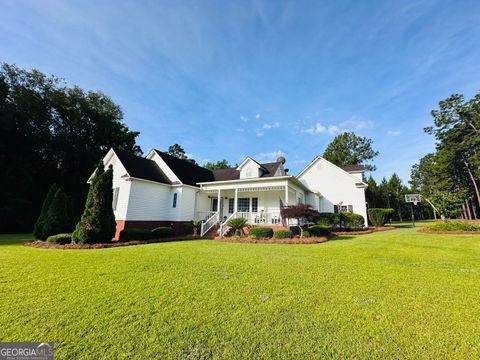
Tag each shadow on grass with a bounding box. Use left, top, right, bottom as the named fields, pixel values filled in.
left=0, top=233, right=34, bottom=246
left=330, top=235, right=356, bottom=241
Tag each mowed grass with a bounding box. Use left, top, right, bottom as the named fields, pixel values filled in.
left=1, top=230, right=479, bottom=359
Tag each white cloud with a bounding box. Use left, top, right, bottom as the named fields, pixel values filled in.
left=387, top=130, right=401, bottom=136
left=255, top=113, right=261, bottom=119
left=262, top=121, right=279, bottom=129
left=235, top=128, right=245, bottom=132
left=255, top=150, right=284, bottom=162
left=256, top=130, right=264, bottom=137
left=240, top=115, right=249, bottom=122
left=303, top=123, right=338, bottom=135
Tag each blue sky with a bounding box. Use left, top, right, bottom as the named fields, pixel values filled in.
left=1, top=0, right=480, bottom=182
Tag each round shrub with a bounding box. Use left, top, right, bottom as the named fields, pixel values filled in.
left=119, top=228, right=154, bottom=241
left=316, top=212, right=340, bottom=227
left=46, top=233, right=72, bottom=245
left=152, top=227, right=175, bottom=238
left=340, top=212, right=365, bottom=229
left=368, top=208, right=393, bottom=227
left=248, top=227, right=273, bottom=239
left=273, top=229, right=293, bottom=239
left=306, top=225, right=330, bottom=237
left=302, top=230, right=311, bottom=238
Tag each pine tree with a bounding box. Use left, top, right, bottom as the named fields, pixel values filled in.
left=71, top=162, right=116, bottom=243
left=33, top=183, right=58, bottom=240
left=42, top=189, right=72, bottom=238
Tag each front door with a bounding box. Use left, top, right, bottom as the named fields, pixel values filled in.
left=211, top=197, right=224, bottom=220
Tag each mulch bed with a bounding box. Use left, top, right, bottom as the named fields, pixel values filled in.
left=417, top=228, right=480, bottom=235
left=24, top=236, right=204, bottom=250
left=216, top=234, right=333, bottom=244
left=332, top=226, right=395, bottom=236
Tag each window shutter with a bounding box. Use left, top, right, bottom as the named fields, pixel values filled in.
left=334, top=205, right=338, bottom=214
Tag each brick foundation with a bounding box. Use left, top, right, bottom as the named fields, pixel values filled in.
left=114, top=220, right=193, bottom=240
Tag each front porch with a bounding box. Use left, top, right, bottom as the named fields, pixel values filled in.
left=195, top=179, right=308, bottom=237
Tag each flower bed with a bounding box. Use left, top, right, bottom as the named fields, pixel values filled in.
left=24, top=236, right=202, bottom=249
left=217, top=234, right=333, bottom=244
left=332, top=226, right=395, bottom=235
left=418, top=228, right=480, bottom=235
left=418, top=220, right=480, bottom=235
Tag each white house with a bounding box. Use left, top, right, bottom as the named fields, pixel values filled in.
left=96, top=148, right=368, bottom=239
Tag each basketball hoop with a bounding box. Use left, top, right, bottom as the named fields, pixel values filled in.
left=405, top=194, right=421, bottom=206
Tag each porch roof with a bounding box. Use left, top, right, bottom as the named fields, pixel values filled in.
left=197, top=175, right=311, bottom=192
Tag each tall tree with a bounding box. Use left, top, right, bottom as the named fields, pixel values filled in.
left=71, top=162, right=116, bottom=244
left=42, top=188, right=74, bottom=239
left=33, top=183, right=58, bottom=239
left=204, top=159, right=233, bottom=170
left=166, top=144, right=197, bottom=165
left=323, top=132, right=379, bottom=171
left=0, top=63, right=141, bottom=232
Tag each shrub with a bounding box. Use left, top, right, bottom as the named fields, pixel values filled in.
left=248, top=227, right=273, bottom=239
left=152, top=227, right=175, bottom=238
left=368, top=208, right=392, bottom=227
left=46, top=233, right=72, bottom=245
left=227, top=217, right=248, bottom=235
left=192, top=220, right=202, bottom=236
left=340, top=212, right=365, bottom=229
left=247, top=234, right=257, bottom=241
left=119, top=228, right=154, bottom=241
left=307, top=225, right=330, bottom=237
left=42, top=189, right=74, bottom=239
left=72, top=162, right=116, bottom=244
left=33, top=183, right=58, bottom=240
left=427, top=220, right=480, bottom=232
left=273, top=229, right=293, bottom=239
left=302, top=230, right=311, bottom=238
left=316, top=212, right=340, bottom=227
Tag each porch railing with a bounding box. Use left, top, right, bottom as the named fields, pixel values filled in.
left=200, top=211, right=219, bottom=237
left=196, top=211, right=217, bottom=221
left=237, top=210, right=281, bottom=225
left=219, top=212, right=237, bottom=238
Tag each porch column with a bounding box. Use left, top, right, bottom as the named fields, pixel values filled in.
left=285, top=185, right=289, bottom=205
left=234, top=188, right=238, bottom=213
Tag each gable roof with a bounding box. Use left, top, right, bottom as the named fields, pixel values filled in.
left=297, top=155, right=367, bottom=186
left=113, top=148, right=171, bottom=184
left=236, top=156, right=268, bottom=171
left=153, top=150, right=215, bottom=186
left=211, top=161, right=282, bottom=181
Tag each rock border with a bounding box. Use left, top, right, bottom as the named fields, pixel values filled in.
left=24, top=236, right=204, bottom=250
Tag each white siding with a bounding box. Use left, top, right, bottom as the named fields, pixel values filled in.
left=178, top=186, right=198, bottom=221
left=104, top=152, right=131, bottom=221
left=239, top=159, right=261, bottom=179
left=298, top=158, right=368, bottom=226
left=126, top=180, right=175, bottom=221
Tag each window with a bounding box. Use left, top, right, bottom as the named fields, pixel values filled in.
left=172, top=193, right=178, bottom=208
left=228, top=198, right=234, bottom=213
left=335, top=204, right=352, bottom=213
left=238, top=198, right=249, bottom=212
left=251, top=197, right=258, bottom=212
left=112, top=187, right=120, bottom=211
left=211, top=198, right=218, bottom=212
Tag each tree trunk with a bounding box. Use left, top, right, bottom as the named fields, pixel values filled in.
left=465, top=200, right=472, bottom=220
left=471, top=198, right=478, bottom=219
left=461, top=204, right=467, bottom=219
left=464, top=159, right=480, bottom=210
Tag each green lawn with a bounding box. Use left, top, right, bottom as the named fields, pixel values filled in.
left=1, top=230, right=479, bottom=359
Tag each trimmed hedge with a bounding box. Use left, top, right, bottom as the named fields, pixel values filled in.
left=119, top=228, right=154, bottom=241
left=46, top=233, right=72, bottom=245
left=368, top=208, right=394, bottom=227
left=340, top=212, right=365, bottom=229
left=316, top=212, right=340, bottom=227
left=152, top=227, right=175, bottom=238
left=273, top=229, right=293, bottom=239
left=307, top=225, right=331, bottom=237
left=248, top=227, right=273, bottom=239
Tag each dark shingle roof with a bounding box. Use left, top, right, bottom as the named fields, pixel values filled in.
left=341, top=165, right=366, bottom=172
left=154, top=150, right=215, bottom=186
left=113, top=149, right=171, bottom=184
left=211, top=161, right=282, bottom=181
